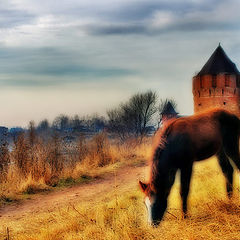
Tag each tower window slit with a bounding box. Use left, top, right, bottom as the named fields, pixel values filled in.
left=237, top=76, right=240, bottom=88
left=225, top=75, right=230, bottom=87
left=212, top=75, right=217, bottom=88
left=200, top=76, right=203, bottom=88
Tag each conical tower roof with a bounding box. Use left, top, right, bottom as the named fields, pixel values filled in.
left=197, top=45, right=239, bottom=76
left=161, top=101, right=178, bottom=115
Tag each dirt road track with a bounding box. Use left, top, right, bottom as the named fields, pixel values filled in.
left=0, top=164, right=148, bottom=221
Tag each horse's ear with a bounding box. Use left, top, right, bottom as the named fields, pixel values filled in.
left=139, top=180, right=148, bottom=193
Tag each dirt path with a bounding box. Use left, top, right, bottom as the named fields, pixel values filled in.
left=0, top=164, right=148, bottom=220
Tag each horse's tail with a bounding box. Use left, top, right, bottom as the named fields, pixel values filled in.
left=218, top=110, right=240, bottom=137
left=234, top=113, right=240, bottom=137
left=230, top=112, right=240, bottom=138
left=229, top=112, right=240, bottom=144
left=238, top=116, right=240, bottom=139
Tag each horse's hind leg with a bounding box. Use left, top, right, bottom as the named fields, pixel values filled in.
left=224, top=134, right=240, bottom=170
left=180, top=163, right=193, bottom=217
left=217, top=150, right=233, bottom=198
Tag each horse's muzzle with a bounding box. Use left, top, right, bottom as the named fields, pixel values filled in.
left=150, top=220, right=160, bottom=227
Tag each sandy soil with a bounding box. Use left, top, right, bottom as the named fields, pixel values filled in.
left=0, top=164, right=149, bottom=221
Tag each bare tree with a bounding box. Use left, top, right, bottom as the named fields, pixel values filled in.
left=107, top=90, right=157, bottom=141
left=108, top=107, right=128, bottom=140
left=37, top=119, right=50, bottom=132
left=52, top=114, right=70, bottom=131
left=28, top=121, right=37, bottom=146
left=83, top=114, right=106, bottom=132
left=47, top=132, right=63, bottom=176
left=13, top=132, right=30, bottom=177
left=71, top=115, right=82, bottom=131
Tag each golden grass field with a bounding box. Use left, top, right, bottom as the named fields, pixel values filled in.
left=1, top=151, right=240, bottom=240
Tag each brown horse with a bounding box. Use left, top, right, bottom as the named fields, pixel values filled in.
left=139, top=109, right=240, bottom=226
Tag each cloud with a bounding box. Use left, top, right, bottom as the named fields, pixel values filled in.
left=0, top=3, right=36, bottom=29
left=2, top=0, right=240, bottom=41
left=0, top=0, right=240, bottom=126
left=0, top=45, right=137, bottom=87
left=81, top=0, right=240, bottom=35
left=85, top=24, right=146, bottom=35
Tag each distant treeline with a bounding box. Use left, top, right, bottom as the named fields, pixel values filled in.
left=0, top=90, right=177, bottom=142
left=38, top=114, right=107, bottom=133
left=0, top=114, right=107, bottom=141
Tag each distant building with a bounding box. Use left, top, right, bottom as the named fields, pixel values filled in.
left=0, top=126, right=8, bottom=135
left=0, top=127, right=8, bottom=141
left=0, top=126, right=8, bottom=144
left=160, top=101, right=178, bottom=124
left=9, top=127, right=24, bottom=138
left=192, top=44, right=240, bottom=116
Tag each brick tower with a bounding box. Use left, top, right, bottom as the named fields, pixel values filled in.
left=192, top=45, right=240, bottom=117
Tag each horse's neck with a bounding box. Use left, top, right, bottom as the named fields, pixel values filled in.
left=150, top=146, right=172, bottom=189
left=150, top=158, right=165, bottom=188
left=150, top=165, right=177, bottom=198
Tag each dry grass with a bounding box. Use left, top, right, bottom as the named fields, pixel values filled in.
left=1, top=157, right=240, bottom=240
left=0, top=133, right=150, bottom=200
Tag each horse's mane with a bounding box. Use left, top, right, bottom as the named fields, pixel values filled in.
left=149, top=118, right=176, bottom=186
left=152, top=118, right=177, bottom=155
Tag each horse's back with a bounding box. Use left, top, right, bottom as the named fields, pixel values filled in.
left=172, top=109, right=239, bottom=139
left=156, top=109, right=240, bottom=163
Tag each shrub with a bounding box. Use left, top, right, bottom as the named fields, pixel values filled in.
left=87, top=132, right=113, bottom=167
left=46, top=132, right=64, bottom=177
left=0, top=137, right=10, bottom=182
left=12, top=132, right=30, bottom=178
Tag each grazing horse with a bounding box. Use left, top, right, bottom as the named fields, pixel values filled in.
left=139, top=109, right=240, bottom=226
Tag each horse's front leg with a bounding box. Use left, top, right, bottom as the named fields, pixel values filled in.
left=180, top=163, right=193, bottom=218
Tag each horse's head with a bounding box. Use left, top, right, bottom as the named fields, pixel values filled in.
left=139, top=180, right=166, bottom=226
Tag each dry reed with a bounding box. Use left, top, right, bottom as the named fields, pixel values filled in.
left=0, top=131, right=150, bottom=197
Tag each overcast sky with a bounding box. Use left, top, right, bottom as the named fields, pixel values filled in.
left=0, top=0, right=240, bottom=127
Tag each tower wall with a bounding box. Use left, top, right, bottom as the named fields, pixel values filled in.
left=192, top=74, right=240, bottom=117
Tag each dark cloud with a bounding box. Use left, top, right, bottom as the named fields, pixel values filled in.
left=0, top=0, right=239, bottom=85
left=0, top=78, right=56, bottom=87
left=0, top=46, right=136, bottom=87
left=0, top=64, right=135, bottom=87
left=80, top=0, right=239, bottom=35
left=0, top=46, right=65, bottom=60
left=84, top=20, right=239, bottom=36
left=99, top=1, right=193, bottom=22
left=86, top=24, right=146, bottom=35
left=71, top=0, right=222, bottom=23
left=27, top=64, right=135, bottom=78
left=173, top=22, right=239, bottom=32
left=1, top=0, right=238, bottom=36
